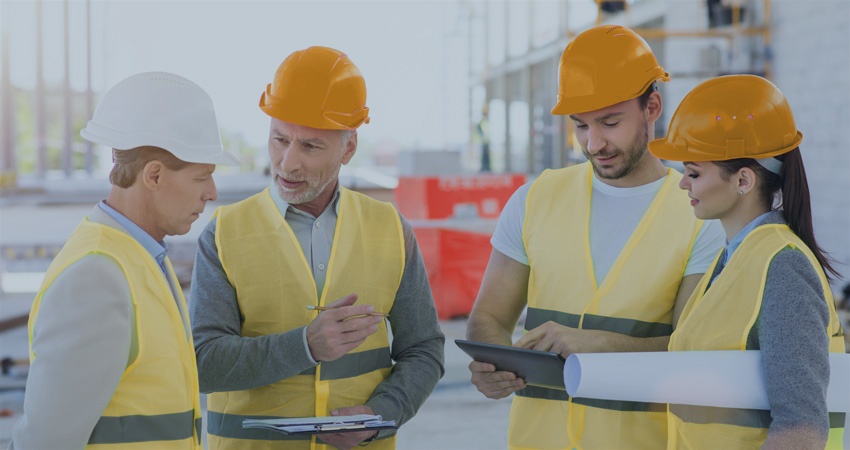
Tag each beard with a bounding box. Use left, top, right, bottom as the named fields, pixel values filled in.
left=273, top=171, right=336, bottom=205
left=583, top=125, right=650, bottom=181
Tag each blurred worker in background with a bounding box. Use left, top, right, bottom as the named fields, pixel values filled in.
left=190, top=46, right=444, bottom=450
left=466, top=25, right=725, bottom=449
left=650, top=74, right=846, bottom=449
left=11, top=72, right=238, bottom=449
left=477, top=104, right=491, bottom=172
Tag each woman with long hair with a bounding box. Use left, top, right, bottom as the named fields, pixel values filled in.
left=649, top=74, right=845, bottom=449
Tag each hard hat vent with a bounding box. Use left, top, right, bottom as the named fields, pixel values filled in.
left=150, top=75, right=187, bottom=86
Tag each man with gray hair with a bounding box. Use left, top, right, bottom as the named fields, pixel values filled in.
left=190, top=46, right=445, bottom=450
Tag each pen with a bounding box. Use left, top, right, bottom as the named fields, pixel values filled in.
left=306, top=305, right=390, bottom=317
left=317, top=423, right=366, bottom=432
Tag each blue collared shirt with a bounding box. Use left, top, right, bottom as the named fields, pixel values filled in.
left=707, top=211, right=774, bottom=289
left=268, top=184, right=340, bottom=299
left=97, top=200, right=168, bottom=275
left=721, top=210, right=774, bottom=266
left=268, top=185, right=342, bottom=367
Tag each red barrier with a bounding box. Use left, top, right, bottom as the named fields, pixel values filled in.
left=396, top=174, right=525, bottom=220
left=412, top=226, right=493, bottom=320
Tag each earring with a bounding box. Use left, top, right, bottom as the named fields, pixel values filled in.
left=738, top=190, right=744, bottom=195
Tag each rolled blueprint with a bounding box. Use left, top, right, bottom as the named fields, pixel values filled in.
left=563, top=351, right=850, bottom=413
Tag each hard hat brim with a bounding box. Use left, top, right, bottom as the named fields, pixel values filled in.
left=81, top=125, right=240, bottom=166
left=259, top=91, right=369, bottom=130
left=551, top=71, right=670, bottom=116
left=648, top=131, right=803, bottom=162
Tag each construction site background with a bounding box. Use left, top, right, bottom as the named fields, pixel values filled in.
left=1, top=0, right=849, bottom=448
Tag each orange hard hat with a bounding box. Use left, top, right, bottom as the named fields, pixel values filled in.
left=551, top=25, right=669, bottom=115
left=259, top=46, right=370, bottom=130
left=648, top=75, right=802, bottom=162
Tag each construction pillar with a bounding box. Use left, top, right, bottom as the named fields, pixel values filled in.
left=0, top=0, right=17, bottom=188
left=62, top=0, right=73, bottom=177
left=36, top=0, right=47, bottom=178
left=84, top=0, right=93, bottom=174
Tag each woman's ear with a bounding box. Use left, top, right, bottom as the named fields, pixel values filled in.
left=736, top=166, right=757, bottom=194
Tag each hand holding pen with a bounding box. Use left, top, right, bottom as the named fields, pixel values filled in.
left=305, top=293, right=385, bottom=362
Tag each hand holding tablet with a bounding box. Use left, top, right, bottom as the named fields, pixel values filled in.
left=455, top=339, right=566, bottom=390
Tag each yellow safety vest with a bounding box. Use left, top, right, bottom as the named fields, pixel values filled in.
left=513, top=163, right=702, bottom=450
left=668, top=224, right=845, bottom=449
left=208, top=187, right=404, bottom=450
left=29, top=219, right=202, bottom=449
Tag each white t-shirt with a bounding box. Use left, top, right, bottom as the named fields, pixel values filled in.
left=491, top=173, right=725, bottom=284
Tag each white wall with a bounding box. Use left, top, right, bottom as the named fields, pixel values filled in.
left=771, top=0, right=850, bottom=288
left=660, top=0, right=850, bottom=289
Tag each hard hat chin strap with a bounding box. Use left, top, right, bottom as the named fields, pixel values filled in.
left=755, top=157, right=783, bottom=175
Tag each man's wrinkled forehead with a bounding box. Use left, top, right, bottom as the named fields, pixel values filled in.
left=269, top=118, right=336, bottom=145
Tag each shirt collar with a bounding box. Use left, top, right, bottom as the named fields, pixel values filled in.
left=268, top=183, right=341, bottom=219
left=723, top=210, right=774, bottom=265
left=591, top=169, right=668, bottom=197
left=97, top=200, right=167, bottom=265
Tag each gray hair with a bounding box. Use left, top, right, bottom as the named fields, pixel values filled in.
left=340, top=130, right=355, bottom=147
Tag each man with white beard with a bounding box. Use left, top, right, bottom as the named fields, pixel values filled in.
left=189, top=46, right=445, bottom=450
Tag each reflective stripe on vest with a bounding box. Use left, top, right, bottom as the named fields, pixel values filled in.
left=294, top=347, right=392, bottom=378
left=670, top=405, right=847, bottom=431
left=208, top=188, right=402, bottom=450
left=668, top=224, right=846, bottom=449
left=89, top=411, right=198, bottom=444
left=29, top=220, right=202, bottom=449
left=525, top=307, right=673, bottom=338
left=207, top=412, right=310, bottom=441
left=669, top=405, right=772, bottom=429
left=511, top=164, right=701, bottom=450
left=518, top=385, right=667, bottom=412
left=520, top=307, right=669, bottom=410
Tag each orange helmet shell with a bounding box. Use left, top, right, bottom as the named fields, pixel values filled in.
left=649, top=75, right=802, bottom=162
left=260, top=46, right=370, bottom=130
left=551, top=25, right=669, bottom=115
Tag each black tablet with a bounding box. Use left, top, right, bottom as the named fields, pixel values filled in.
left=455, top=339, right=566, bottom=390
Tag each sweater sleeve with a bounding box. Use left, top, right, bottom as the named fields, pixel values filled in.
left=12, top=255, right=131, bottom=450
left=366, top=214, right=445, bottom=435
left=756, top=247, right=830, bottom=447
left=190, top=218, right=317, bottom=393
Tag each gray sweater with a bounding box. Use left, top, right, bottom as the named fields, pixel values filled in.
left=190, top=208, right=445, bottom=438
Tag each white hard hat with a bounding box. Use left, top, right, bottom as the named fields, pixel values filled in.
left=81, top=72, right=239, bottom=166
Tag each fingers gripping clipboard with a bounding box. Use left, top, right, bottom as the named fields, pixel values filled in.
left=455, top=339, right=566, bottom=390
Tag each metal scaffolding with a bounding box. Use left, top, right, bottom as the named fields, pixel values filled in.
left=0, top=0, right=97, bottom=190
left=467, top=0, right=774, bottom=175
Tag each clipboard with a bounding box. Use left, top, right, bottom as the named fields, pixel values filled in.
left=242, top=414, right=397, bottom=435
left=293, top=423, right=397, bottom=435
left=455, top=339, right=566, bottom=390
